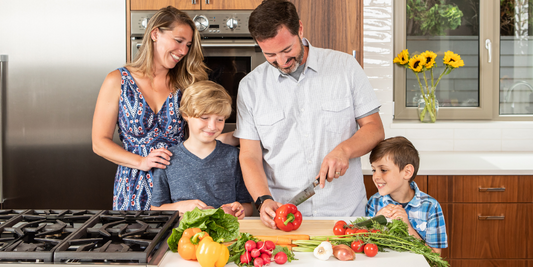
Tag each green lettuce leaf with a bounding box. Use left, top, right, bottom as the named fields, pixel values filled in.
left=167, top=208, right=239, bottom=252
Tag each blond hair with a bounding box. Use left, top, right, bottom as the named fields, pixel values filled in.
left=179, top=81, right=232, bottom=119
left=126, top=6, right=208, bottom=93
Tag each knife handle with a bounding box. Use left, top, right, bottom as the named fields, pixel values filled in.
left=312, top=177, right=320, bottom=187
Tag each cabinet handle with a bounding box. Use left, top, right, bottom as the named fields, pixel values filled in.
left=192, top=0, right=197, bottom=4
left=478, top=215, right=505, bottom=220
left=478, top=186, right=505, bottom=192
left=205, top=0, right=210, bottom=4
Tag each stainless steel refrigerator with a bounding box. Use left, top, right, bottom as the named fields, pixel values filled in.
left=0, top=0, right=126, bottom=209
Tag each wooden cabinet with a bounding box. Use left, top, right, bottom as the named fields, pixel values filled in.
left=448, top=260, right=527, bottom=267
left=428, top=175, right=533, bottom=264
left=131, top=0, right=262, bottom=10
left=291, top=0, right=364, bottom=66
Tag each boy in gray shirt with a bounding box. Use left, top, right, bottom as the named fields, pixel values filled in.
left=150, top=81, right=253, bottom=219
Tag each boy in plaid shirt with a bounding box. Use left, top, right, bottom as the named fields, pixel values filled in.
left=366, top=136, right=447, bottom=254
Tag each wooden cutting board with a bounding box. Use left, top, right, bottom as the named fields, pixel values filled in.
left=238, top=219, right=336, bottom=237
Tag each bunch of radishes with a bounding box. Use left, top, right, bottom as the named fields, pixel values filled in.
left=240, top=240, right=288, bottom=266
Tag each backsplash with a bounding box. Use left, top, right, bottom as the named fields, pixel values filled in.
left=363, top=0, right=533, bottom=152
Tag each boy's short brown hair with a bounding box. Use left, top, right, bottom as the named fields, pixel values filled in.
left=369, top=136, right=420, bottom=182
left=179, top=80, right=232, bottom=119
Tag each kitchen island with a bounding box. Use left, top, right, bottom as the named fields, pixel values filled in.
left=159, top=217, right=433, bottom=267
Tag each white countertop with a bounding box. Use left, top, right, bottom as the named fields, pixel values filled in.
left=361, top=151, right=533, bottom=175
left=158, top=249, right=430, bottom=267
left=158, top=217, right=431, bottom=267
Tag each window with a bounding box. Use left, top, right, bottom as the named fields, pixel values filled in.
left=394, top=0, right=533, bottom=120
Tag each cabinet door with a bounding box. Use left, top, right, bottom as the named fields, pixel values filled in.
left=131, top=0, right=199, bottom=11
left=201, top=0, right=262, bottom=10
left=449, top=260, right=527, bottom=267
left=448, top=204, right=528, bottom=259
left=290, top=0, right=364, bottom=65
left=428, top=175, right=532, bottom=203
left=364, top=175, right=427, bottom=199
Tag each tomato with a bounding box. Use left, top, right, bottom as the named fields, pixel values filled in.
left=355, top=229, right=370, bottom=237
left=345, top=228, right=358, bottom=235
left=333, top=221, right=347, bottom=235
left=350, top=240, right=365, bottom=253
left=371, top=229, right=381, bottom=234
left=364, top=243, right=378, bottom=257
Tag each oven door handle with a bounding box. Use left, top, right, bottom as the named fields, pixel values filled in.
left=201, top=43, right=259, bottom=48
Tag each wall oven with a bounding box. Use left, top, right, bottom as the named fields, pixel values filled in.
left=131, top=10, right=266, bottom=132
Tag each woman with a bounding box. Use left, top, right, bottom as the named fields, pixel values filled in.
left=92, top=6, right=235, bottom=210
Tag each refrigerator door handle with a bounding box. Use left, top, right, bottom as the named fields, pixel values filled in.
left=0, top=55, right=6, bottom=204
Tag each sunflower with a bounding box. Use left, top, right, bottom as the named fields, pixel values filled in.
left=421, top=50, right=437, bottom=69
left=408, top=55, right=426, bottom=73
left=443, top=50, right=464, bottom=69
left=393, top=49, right=409, bottom=65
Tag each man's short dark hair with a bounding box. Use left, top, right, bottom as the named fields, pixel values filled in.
left=369, top=136, right=420, bottom=182
left=248, top=0, right=300, bottom=42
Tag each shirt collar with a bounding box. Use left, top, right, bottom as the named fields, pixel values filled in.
left=270, top=38, right=319, bottom=82
left=381, top=181, right=422, bottom=208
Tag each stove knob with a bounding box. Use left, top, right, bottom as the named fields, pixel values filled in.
left=226, top=18, right=238, bottom=30
left=193, top=15, right=209, bottom=32
left=141, top=17, right=150, bottom=30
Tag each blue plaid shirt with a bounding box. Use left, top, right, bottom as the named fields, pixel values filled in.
left=366, top=181, right=448, bottom=248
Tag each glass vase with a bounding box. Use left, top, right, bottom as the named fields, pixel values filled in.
left=417, top=93, right=439, bottom=123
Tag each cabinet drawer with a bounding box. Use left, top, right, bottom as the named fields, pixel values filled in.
left=449, top=260, right=527, bottom=267
left=428, top=175, right=533, bottom=203
left=446, top=204, right=528, bottom=259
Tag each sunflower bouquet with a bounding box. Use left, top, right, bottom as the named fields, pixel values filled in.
left=394, top=49, right=464, bottom=122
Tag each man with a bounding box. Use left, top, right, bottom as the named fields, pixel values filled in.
left=235, top=0, right=385, bottom=229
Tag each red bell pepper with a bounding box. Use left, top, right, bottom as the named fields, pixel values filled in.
left=274, top=203, right=302, bottom=232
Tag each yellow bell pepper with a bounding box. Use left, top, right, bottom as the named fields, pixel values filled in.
left=195, top=236, right=230, bottom=267
left=178, top=228, right=209, bottom=261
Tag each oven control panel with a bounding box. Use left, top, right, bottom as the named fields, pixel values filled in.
left=131, top=10, right=252, bottom=37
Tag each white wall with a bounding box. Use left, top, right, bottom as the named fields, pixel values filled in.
left=363, top=0, right=533, bottom=152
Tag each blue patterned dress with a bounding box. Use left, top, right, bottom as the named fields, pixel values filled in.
left=114, top=67, right=185, bottom=210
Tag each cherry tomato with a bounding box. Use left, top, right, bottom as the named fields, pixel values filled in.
left=333, top=221, right=347, bottom=235
left=345, top=228, right=358, bottom=235
left=356, top=229, right=370, bottom=237
left=350, top=240, right=365, bottom=253
left=371, top=229, right=381, bottom=233
left=364, top=243, right=378, bottom=257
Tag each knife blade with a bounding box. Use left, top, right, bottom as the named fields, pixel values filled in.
left=287, top=178, right=320, bottom=206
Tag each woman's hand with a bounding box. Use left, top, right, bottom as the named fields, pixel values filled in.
left=221, top=202, right=246, bottom=219
left=138, top=148, right=173, bottom=171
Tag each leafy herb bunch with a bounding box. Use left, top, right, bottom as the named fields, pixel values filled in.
left=294, top=218, right=449, bottom=267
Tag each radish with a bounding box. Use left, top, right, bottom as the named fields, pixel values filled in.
left=240, top=251, right=252, bottom=264
left=254, top=257, right=264, bottom=267
left=260, top=253, right=271, bottom=264
left=245, top=240, right=256, bottom=252
left=251, top=248, right=261, bottom=258
left=274, top=251, right=288, bottom=264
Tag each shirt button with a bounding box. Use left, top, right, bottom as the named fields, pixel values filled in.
left=304, top=134, right=309, bottom=137
left=301, top=108, right=305, bottom=112
left=307, top=160, right=311, bottom=164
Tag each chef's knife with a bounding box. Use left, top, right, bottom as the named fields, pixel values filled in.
left=287, top=178, right=321, bottom=206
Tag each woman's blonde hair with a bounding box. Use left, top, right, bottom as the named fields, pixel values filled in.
left=126, top=6, right=208, bottom=92
left=179, top=81, right=232, bottom=119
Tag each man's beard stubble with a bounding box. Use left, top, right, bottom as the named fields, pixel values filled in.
left=270, top=37, right=305, bottom=74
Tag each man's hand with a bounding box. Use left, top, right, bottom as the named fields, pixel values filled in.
left=259, top=199, right=282, bottom=229
left=317, top=147, right=350, bottom=188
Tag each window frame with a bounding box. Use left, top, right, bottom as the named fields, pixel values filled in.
left=393, top=0, right=531, bottom=121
